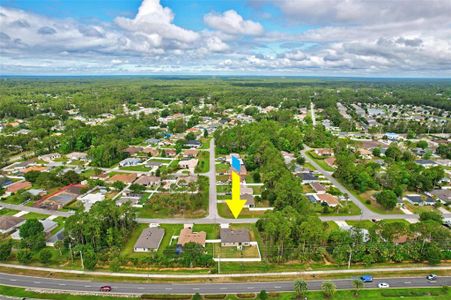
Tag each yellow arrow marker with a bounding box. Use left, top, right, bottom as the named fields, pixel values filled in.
left=225, top=171, right=246, bottom=218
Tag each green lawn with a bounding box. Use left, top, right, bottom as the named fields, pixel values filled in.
left=119, top=165, right=151, bottom=172
left=195, top=151, right=210, bottom=173
left=0, top=208, right=19, bottom=216
left=0, top=285, right=448, bottom=300
left=347, top=220, right=375, bottom=230
left=199, top=137, right=211, bottom=149
left=0, top=285, right=134, bottom=300
left=120, top=223, right=149, bottom=258
left=22, top=212, right=49, bottom=220
left=192, top=224, right=219, bottom=239
left=213, top=243, right=260, bottom=258
left=216, top=163, right=229, bottom=173
left=314, top=201, right=361, bottom=216
left=158, top=224, right=184, bottom=254
left=306, top=150, right=335, bottom=172
left=217, top=185, right=231, bottom=193
left=218, top=203, right=267, bottom=219
left=404, top=202, right=438, bottom=214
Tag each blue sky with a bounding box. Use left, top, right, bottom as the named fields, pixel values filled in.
left=1, top=0, right=450, bottom=76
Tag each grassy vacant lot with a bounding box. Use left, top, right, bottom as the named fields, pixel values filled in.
left=404, top=202, right=438, bottom=214
left=216, top=162, right=229, bottom=173
left=119, top=165, right=151, bottom=172
left=192, top=224, right=219, bottom=239
left=313, top=201, right=361, bottom=216
left=218, top=203, right=267, bottom=219
left=0, top=208, right=19, bottom=215
left=195, top=151, right=210, bottom=173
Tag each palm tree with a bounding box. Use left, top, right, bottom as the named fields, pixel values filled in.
left=321, top=281, right=336, bottom=298
left=353, top=279, right=363, bottom=296
left=294, top=279, right=308, bottom=299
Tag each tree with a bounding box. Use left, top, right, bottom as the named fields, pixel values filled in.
left=192, top=293, right=202, bottom=300
left=420, top=211, right=443, bottom=224
left=19, top=219, right=46, bottom=251
left=375, top=189, right=398, bottom=210
left=417, top=140, right=428, bottom=149
left=83, top=247, right=98, bottom=270
left=353, top=279, right=363, bottom=296
left=112, top=181, right=126, bottom=191
left=17, top=249, right=32, bottom=264
left=39, top=248, right=52, bottom=264
left=61, top=170, right=81, bottom=185
left=258, top=290, right=268, bottom=300
left=129, top=183, right=145, bottom=194
left=321, top=281, right=336, bottom=298
left=294, top=279, right=308, bottom=299
left=372, top=147, right=381, bottom=157
left=0, top=241, right=12, bottom=261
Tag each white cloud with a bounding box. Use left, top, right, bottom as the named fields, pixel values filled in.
left=115, top=0, right=199, bottom=46
left=204, top=10, right=263, bottom=36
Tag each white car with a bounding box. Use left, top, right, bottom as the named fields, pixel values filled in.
left=378, top=282, right=390, bottom=288
left=427, top=274, right=438, bottom=281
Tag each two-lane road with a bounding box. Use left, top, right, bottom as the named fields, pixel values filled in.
left=0, top=273, right=449, bottom=295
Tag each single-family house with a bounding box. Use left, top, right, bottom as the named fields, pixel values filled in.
left=142, top=147, right=159, bottom=157
left=182, top=149, right=198, bottom=158
left=404, top=194, right=435, bottom=206
left=108, top=173, right=137, bottom=184
left=134, top=227, right=165, bottom=252
left=177, top=228, right=206, bottom=247
left=135, top=175, right=161, bottom=187
left=298, top=172, right=317, bottom=183
left=6, top=181, right=32, bottom=194
left=0, top=216, right=25, bottom=234
left=415, top=159, right=438, bottom=168
left=314, top=148, right=334, bottom=157
left=119, top=157, right=142, bottom=167
left=220, top=228, right=251, bottom=249
left=123, top=146, right=143, bottom=156
left=310, top=182, right=327, bottom=194
left=185, top=140, right=202, bottom=148
left=317, top=193, right=339, bottom=207
left=179, top=159, right=198, bottom=173
left=430, top=189, right=451, bottom=204
left=164, top=148, right=177, bottom=157
left=38, top=153, right=61, bottom=162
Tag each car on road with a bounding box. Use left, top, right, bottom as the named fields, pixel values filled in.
left=360, top=275, right=373, bottom=282
left=378, top=282, right=390, bottom=288
left=427, top=274, right=438, bottom=281
left=99, top=286, right=112, bottom=292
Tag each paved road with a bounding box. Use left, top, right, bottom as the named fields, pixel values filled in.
left=0, top=202, right=73, bottom=217
left=206, top=138, right=218, bottom=220
left=0, top=273, right=449, bottom=295
left=301, top=146, right=451, bottom=221
left=301, top=146, right=378, bottom=219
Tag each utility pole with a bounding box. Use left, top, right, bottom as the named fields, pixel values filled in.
left=347, top=245, right=353, bottom=269
left=80, top=250, right=84, bottom=270
left=69, top=242, right=73, bottom=263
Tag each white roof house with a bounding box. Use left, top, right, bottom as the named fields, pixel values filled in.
left=78, top=193, right=105, bottom=211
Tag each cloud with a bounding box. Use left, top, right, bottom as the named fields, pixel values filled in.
left=0, top=0, right=450, bottom=76
left=37, top=26, right=56, bottom=35
left=273, top=0, right=451, bottom=25
left=204, top=10, right=263, bottom=36
left=115, top=0, right=199, bottom=46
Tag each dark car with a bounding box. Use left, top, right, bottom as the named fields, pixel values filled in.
left=360, top=275, right=373, bottom=283
left=100, top=286, right=112, bottom=292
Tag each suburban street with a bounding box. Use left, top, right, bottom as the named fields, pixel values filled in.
left=3, top=138, right=451, bottom=225
left=0, top=272, right=449, bottom=295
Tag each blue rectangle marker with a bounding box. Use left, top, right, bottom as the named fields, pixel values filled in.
left=231, top=155, right=241, bottom=171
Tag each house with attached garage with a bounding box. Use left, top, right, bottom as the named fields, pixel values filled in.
left=133, top=227, right=165, bottom=252
left=220, top=228, right=251, bottom=250
left=119, top=157, right=142, bottom=167
left=0, top=216, right=25, bottom=234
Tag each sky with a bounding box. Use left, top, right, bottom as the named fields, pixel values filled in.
left=1, top=0, right=451, bottom=77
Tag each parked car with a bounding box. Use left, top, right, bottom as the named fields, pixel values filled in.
left=99, top=286, right=112, bottom=292
left=360, top=275, right=373, bottom=283
left=378, top=282, right=390, bottom=288
left=427, top=274, right=438, bottom=281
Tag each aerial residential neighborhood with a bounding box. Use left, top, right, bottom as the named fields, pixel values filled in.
left=0, top=0, right=450, bottom=299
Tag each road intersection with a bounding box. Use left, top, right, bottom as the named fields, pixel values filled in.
left=2, top=139, right=450, bottom=225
